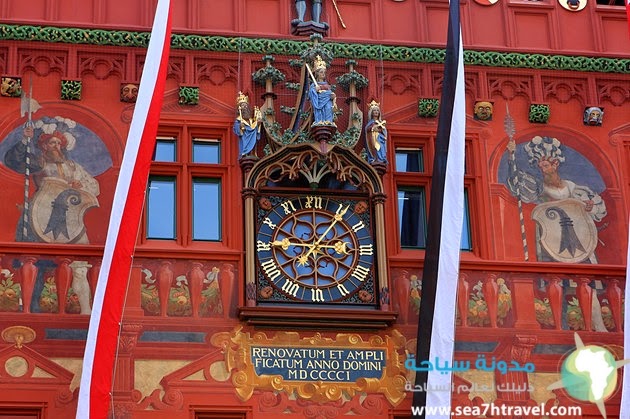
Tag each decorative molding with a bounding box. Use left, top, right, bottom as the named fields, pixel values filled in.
left=1, top=24, right=629, bottom=74
left=528, top=103, right=550, bottom=124
left=178, top=85, right=199, bottom=106
left=1, top=76, right=22, bottom=97
left=78, top=53, right=125, bottom=80
left=488, top=74, right=533, bottom=101
left=60, top=79, right=81, bottom=100
left=542, top=77, right=587, bottom=105
left=18, top=49, right=67, bottom=77
left=418, top=98, right=439, bottom=118
left=597, top=79, right=630, bottom=107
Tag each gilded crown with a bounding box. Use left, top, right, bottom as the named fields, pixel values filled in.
left=368, top=100, right=380, bottom=111
left=236, top=91, right=249, bottom=105
left=313, top=55, right=327, bottom=71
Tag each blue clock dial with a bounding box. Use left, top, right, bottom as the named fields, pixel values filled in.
left=256, top=195, right=376, bottom=304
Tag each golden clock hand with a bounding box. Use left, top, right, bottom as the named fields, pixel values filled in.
left=316, top=241, right=350, bottom=255
left=298, top=205, right=350, bottom=266
left=314, top=204, right=350, bottom=246
left=272, top=239, right=319, bottom=253
left=271, top=238, right=293, bottom=250
left=274, top=241, right=347, bottom=251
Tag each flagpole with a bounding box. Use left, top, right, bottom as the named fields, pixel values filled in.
left=413, top=0, right=466, bottom=416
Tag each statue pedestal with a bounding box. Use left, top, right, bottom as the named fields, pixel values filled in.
left=310, top=124, right=336, bottom=154
left=291, top=20, right=329, bottom=37
left=239, top=155, right=258, bottom=176
left=371, top=161, right=387, bottom=176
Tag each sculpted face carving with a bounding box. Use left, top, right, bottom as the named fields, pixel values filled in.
left=474, top=101, right=493, bottom=121
left=120, top=83, right=139, bottom=103
left=583, top=106, right=603, bottom=126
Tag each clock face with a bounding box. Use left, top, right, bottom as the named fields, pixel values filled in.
left=255, top=195, right=376, bottom=305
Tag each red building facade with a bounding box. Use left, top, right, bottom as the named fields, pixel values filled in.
left=0, top=0, right=628, bottom=417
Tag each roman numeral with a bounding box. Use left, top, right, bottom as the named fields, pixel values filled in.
left=351, top=264, right=370, bottom=282
left=281, top=279, right=301, bottom=297
left=260, top=259, right=281, bottom=281
left=256, top=240, right=271, bottom=252
left=304, top=196, right=323, bottom=209
left=337, top=283, right=350, bottom=296
left=359, top=244, right=373, bottom=255
left=351, top=220, right=365, bottom=232
left=312, top=288, right=324, bottom=302
left=337, top=284, right=350, bottom=297
left=280, top=200, right=297, bottom=214
left=262, top=217, right=276, bottom=230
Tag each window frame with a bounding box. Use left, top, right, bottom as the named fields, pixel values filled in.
left=140, top=125, right=233, bottom=249
left=389, top=133, right=477, bottom=256
left=146, top=175, right=177, bottom=240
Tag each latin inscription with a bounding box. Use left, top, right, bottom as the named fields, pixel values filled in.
left=251, top=346, right=386, bottom=382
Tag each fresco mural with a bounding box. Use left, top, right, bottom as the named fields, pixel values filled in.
left=498, top=135, right=607, bottom=264
left=0, top=256, right=93, bottom=314
left=139, top=260, right=237, bottom=319
left=0, top=115, right=112, bottom=244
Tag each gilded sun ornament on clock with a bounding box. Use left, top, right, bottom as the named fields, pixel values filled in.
left=255, top=195, right=376, bottom=305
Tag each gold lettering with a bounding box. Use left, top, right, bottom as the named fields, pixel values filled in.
left=351, top=264, right=370, bottom=282
left=281, top=279, right=301, bottom=297
left=256, top=240, right=271, bottom=252
left=337, top=283, right=350, bottom=296
left=351, top=220, right=365, bottom=232
left=312, top=288, right=324, bottom=302
left=359, top=244, right=373, bottom=255
left=305, top=196, right=323, bottom=209
left=263, top=217, right=276, bottom=230
left=280, top=200, right=297, bottom=214
left=260, top=259, right=281, bottom=281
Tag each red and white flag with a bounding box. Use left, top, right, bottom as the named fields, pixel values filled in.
left=76, top=0, right=171, bottom=417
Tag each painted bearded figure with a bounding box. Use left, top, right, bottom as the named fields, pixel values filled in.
left=4, top=123, right=100, bottom=243
left=506, top=135, right=606, bottom=264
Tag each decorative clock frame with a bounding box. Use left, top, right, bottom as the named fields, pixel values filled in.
left=239, top=143, right=395, bottom=328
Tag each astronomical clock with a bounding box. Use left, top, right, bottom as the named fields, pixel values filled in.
left=239, top=143, right=395, bottom=328
left=237, top=42, right=395, bottom=328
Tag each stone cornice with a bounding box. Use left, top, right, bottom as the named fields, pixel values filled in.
left=1, top=24, right=629, bottom=74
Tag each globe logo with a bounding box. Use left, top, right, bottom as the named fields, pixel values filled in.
left=560, top=345, right=616, bottom=403
left=548, top=333, right=630, bottom=419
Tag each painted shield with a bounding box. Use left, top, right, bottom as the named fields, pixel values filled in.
left=28, top=177, right=99, bottom=244
left=531, top=198, right=597, bottom=263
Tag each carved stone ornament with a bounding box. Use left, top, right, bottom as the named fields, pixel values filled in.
left=418, top=98, right=439, bottom=118
left=2, top=326, right=36, bottom=348
left=528, top=103, right=550, bottom=124
left=120, top=82, right=139, bottom=103
left=473, top=100, right=493, bottom=121
left=1, top=76, right=22, bottom=97
left=558, top=0, right=586, bottom=12
left=178, top=85, right=199, bottom=106
left=61, top=79, right=82, bottom=100
left=211, top=327, right=407, bottom=405
left=583, top=106, right=603, bottom=126
left=474, top=0, right=499, bottom=5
